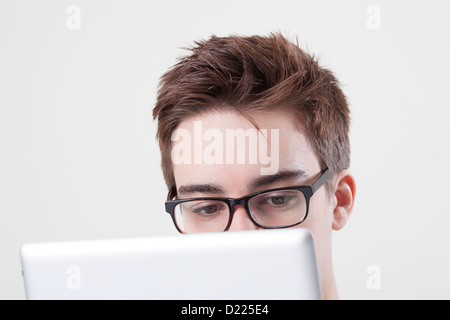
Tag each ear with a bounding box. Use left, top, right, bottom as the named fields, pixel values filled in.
left=331, top=170, right=356, bottom=231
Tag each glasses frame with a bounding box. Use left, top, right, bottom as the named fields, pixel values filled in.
left=165, top=168, right=333, bottom=234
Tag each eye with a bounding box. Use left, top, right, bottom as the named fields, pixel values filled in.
left=269, top=196, right=288, bottom=205
left=254, top=191, right=300, bottom=209
left=189, top=201, right=228, bottom=216
left=193, top=204, right=219, bottom=215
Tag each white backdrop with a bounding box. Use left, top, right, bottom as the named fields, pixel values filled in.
left=1, top=0, right=449, bottom=299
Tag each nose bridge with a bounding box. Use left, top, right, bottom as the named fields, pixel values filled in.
left=229, top=196, right=246, bottom=208
left=227, top=202, right=259, bottom=231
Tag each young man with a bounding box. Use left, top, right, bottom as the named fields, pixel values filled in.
left=152, top=33, right=356, bottom=300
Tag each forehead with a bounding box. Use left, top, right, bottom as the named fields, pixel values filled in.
left=172, top=109, right=321, bottom=195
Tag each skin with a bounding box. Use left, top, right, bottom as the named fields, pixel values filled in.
left=171, top=109, right=356, bottom=300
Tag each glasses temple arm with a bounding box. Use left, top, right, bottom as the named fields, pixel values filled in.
left=310, top=168, right=333, bottom=194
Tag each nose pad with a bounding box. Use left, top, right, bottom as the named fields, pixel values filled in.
left=228, top=205, right=259, bottom=231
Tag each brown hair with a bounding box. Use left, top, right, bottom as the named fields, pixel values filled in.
left=153, top=32, right=350, bottom=192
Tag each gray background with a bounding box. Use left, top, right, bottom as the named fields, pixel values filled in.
left=1, top=0, right=449, bottom=299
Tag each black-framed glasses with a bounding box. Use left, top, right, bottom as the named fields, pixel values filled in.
left=165, top=168, right=333, bottom=234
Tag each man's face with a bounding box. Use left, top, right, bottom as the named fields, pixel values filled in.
left=171, top=109, right=336, bottom=268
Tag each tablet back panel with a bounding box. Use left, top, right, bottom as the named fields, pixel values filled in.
left=20, top=228, right=321, bottom=299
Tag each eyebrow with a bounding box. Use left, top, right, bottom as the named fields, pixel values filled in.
left=177, top=183, right=226, bottom=198
left=248, top=169, right=309, bottom=192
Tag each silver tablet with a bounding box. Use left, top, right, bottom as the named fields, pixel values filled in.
left=20, top=228, right=321, bottom=300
